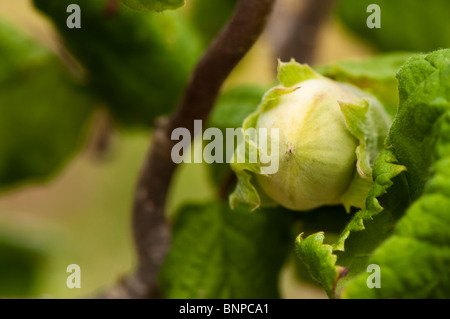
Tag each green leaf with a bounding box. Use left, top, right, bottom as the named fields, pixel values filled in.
left=296, top=149, right=408, bottom=297
left=338, top=96, right=392, bottom=211
left=0, top=236, right=45, bottom=297
left=0, top=21, right=94, bottom=188
left=335, top=0, right=450, bottom=52
left=33, top=0, right=202, bottom=127
left=120, top=0, right=184, bottom=12
left=298, top=49, right=450, bottom=298
left=206, top=86, right=266, bottom=188
left=342, top=49, right=450, bottom=298
left=188, top=0, right=237, bottom=45
left=343, top=116, right=450, bottom=298
left=295, top=232, right=347, bottom=298
left=160, top=202, right=293, bottom=298
left=318, top=52, right=416, bottom=115
left=332, top=150, right=408, bottom=253
left=387, top=50, right=450, bottom=200
left=277, top=59, right=321, bottom=88
left=209, top=86, right=266, bottom=132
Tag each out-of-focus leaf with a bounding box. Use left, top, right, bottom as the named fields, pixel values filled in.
left=335, top=0, right=450, bottom=52
left=0, top=232, right=46, bottom=297
left=206, top=86, right=266, bottom=188
left=160, top=201, right=293, bottom=298
left=188, top=0, right=237, bottom=45
left=0, top=21, right=94, bottom=188
left=120, top=0, right=184, bottom=12
left=34, top=0, right=202, bottom=127
left=318, top=52, right=416, bottom=115
left=209, top=86, right=266, bottom=131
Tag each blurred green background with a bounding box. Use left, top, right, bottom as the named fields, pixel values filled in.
left=0, top=0, right=448, bottom=298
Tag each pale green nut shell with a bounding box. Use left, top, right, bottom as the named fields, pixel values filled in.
left=255, top=78, right=361, bottom=211
left=229, top=60, right=391, bottom=212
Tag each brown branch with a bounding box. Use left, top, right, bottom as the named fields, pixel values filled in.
left=218, top=171, right=237, bottom=201
left=99, top=0, right=276, bottom=299
left=270, top=0, right=336, bottom=65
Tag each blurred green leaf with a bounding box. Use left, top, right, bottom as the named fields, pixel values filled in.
left=120, top=0, right=184, bottom=12
left=318, top=52, right=416, bottom=115
left=160, top=201, right=293, bottom=298
left=209, top=86, right=266, bottom=131
left=0, top=21, right=94, bottom=188
left=0, top=233, right=46, bottom=297
left=335, top=0, right=450, bottom=52
left=34, top=0, right=202, bottom=127
left=206, top=86, right=266, bottom=188
left=188, top=0, right=237, bottom=45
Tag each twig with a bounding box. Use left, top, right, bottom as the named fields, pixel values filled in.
left=272, top=0, right=336, bottom=64
left=99, top=0, right=276, bottom=299
left=218, top=171, right=237, bottom=201
left=86, top=108, right=115, bottom=161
